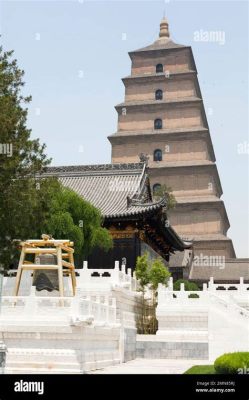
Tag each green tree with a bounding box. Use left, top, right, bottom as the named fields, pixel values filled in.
left=135, top=254, right=170, bottom=334
left=153, top=184, right=176, bottom=210
left=0, top=46, right=51, bottom=270
left=149, top=258, right=171, bottom=291
left=135, top=253, right=150, bottom=333
left=149, top=258, right=171, bottom=333
left=44, top=185, right=113, bottom=264
left=135, top=253, right=150, bottom=288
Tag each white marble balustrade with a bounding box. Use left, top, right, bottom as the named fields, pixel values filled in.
left=157, top=277, right=249, bottom=361
left=77, top=261, right=138, bottom=291
left=0, top=287, right=117, bottom=327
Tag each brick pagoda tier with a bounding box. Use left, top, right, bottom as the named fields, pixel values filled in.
left=108, top=17, right=235, bottom=259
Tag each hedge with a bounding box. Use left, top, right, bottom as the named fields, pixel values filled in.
left=173, top=279, right=199, bottom=291
left=214, top=352, right=249, bottom=374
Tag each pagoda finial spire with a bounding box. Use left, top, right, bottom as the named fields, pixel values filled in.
left=159, top=16, right=170, bottom=39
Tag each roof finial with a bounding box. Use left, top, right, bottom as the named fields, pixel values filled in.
left=159, top=16, right=170, bottom=39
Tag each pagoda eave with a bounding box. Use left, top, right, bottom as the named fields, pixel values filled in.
left=128, top=45, right=190, bottom=59
left=122, top=70, right=197, bottom=83
left=108, top=126, right=209, bottom=139
left=115, top=97, right=202, bottom=110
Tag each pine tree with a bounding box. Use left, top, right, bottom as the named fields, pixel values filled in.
left=0, top=46, right=51, bottom=269
left=0, top=46, right=113, bottom=271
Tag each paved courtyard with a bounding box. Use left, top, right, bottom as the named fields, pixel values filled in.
left=89, top=358, right=209, bottom=374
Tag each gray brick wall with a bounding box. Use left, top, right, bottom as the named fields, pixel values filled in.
left=124, top=328, right=137, bottom=362
left=136, top=340, right=208, bottom=360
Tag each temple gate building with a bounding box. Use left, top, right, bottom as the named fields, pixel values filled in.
left=108, top=18, right=235, bottom=259
left=45, top=163, right=192, bottom=276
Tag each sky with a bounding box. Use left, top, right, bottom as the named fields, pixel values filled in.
left=0, top=0, right=248, bottom=257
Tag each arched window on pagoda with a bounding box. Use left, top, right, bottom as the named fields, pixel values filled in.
left=153, top=183, right=162, bottom=195
left=155, top=89, right=163, bottom=100
left=154, top=118, right=162, bottom=130
left=154, top=149, right=162, bottom=162
left=156, top=63, right=163, bottom=73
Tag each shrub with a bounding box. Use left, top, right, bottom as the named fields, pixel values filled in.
left=188, top=293, right=199, bottom=298
left=214, top=352, right=249, bottom=374
left=173, top=279, right=199, bottom=291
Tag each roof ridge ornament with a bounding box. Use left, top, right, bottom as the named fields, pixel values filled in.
left=139, top=153, right=149, bottom=165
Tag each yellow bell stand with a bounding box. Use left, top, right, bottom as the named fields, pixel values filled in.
left=14, top=236, right=76, bottom=297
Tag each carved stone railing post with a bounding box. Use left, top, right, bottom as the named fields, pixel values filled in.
left=239, top=277, right=244, bottom=292
left=209, top=277, right=214, bottom=291
left=168, top=277, right=173, bottom=291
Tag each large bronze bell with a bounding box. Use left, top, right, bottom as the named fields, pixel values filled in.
left=33, top=254, right=59, bottom=292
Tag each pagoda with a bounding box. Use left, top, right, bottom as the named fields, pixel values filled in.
left=108, top=18, right=235, bottom=259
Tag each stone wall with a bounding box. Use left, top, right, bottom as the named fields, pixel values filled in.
left=118, top=105, right=202, bottom=132
left=125, top=78, right=196, bottom=102
left=123, top=328, right=137, bottom=362
left=3, top=325, right=121, bottom=374
left=112, top=138, right=210, bottom=165
left=130, top=49, right=191, bottom=76
left=169, top=208, right=224, bottom=236
left=136, top=336, right=208, bottom=360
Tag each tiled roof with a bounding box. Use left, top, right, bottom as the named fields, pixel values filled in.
left=45, top=163, right=144, bottom=176
left=189, top=259, right=249, bottom=282
left=44, top=163, right=165, bottom=218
